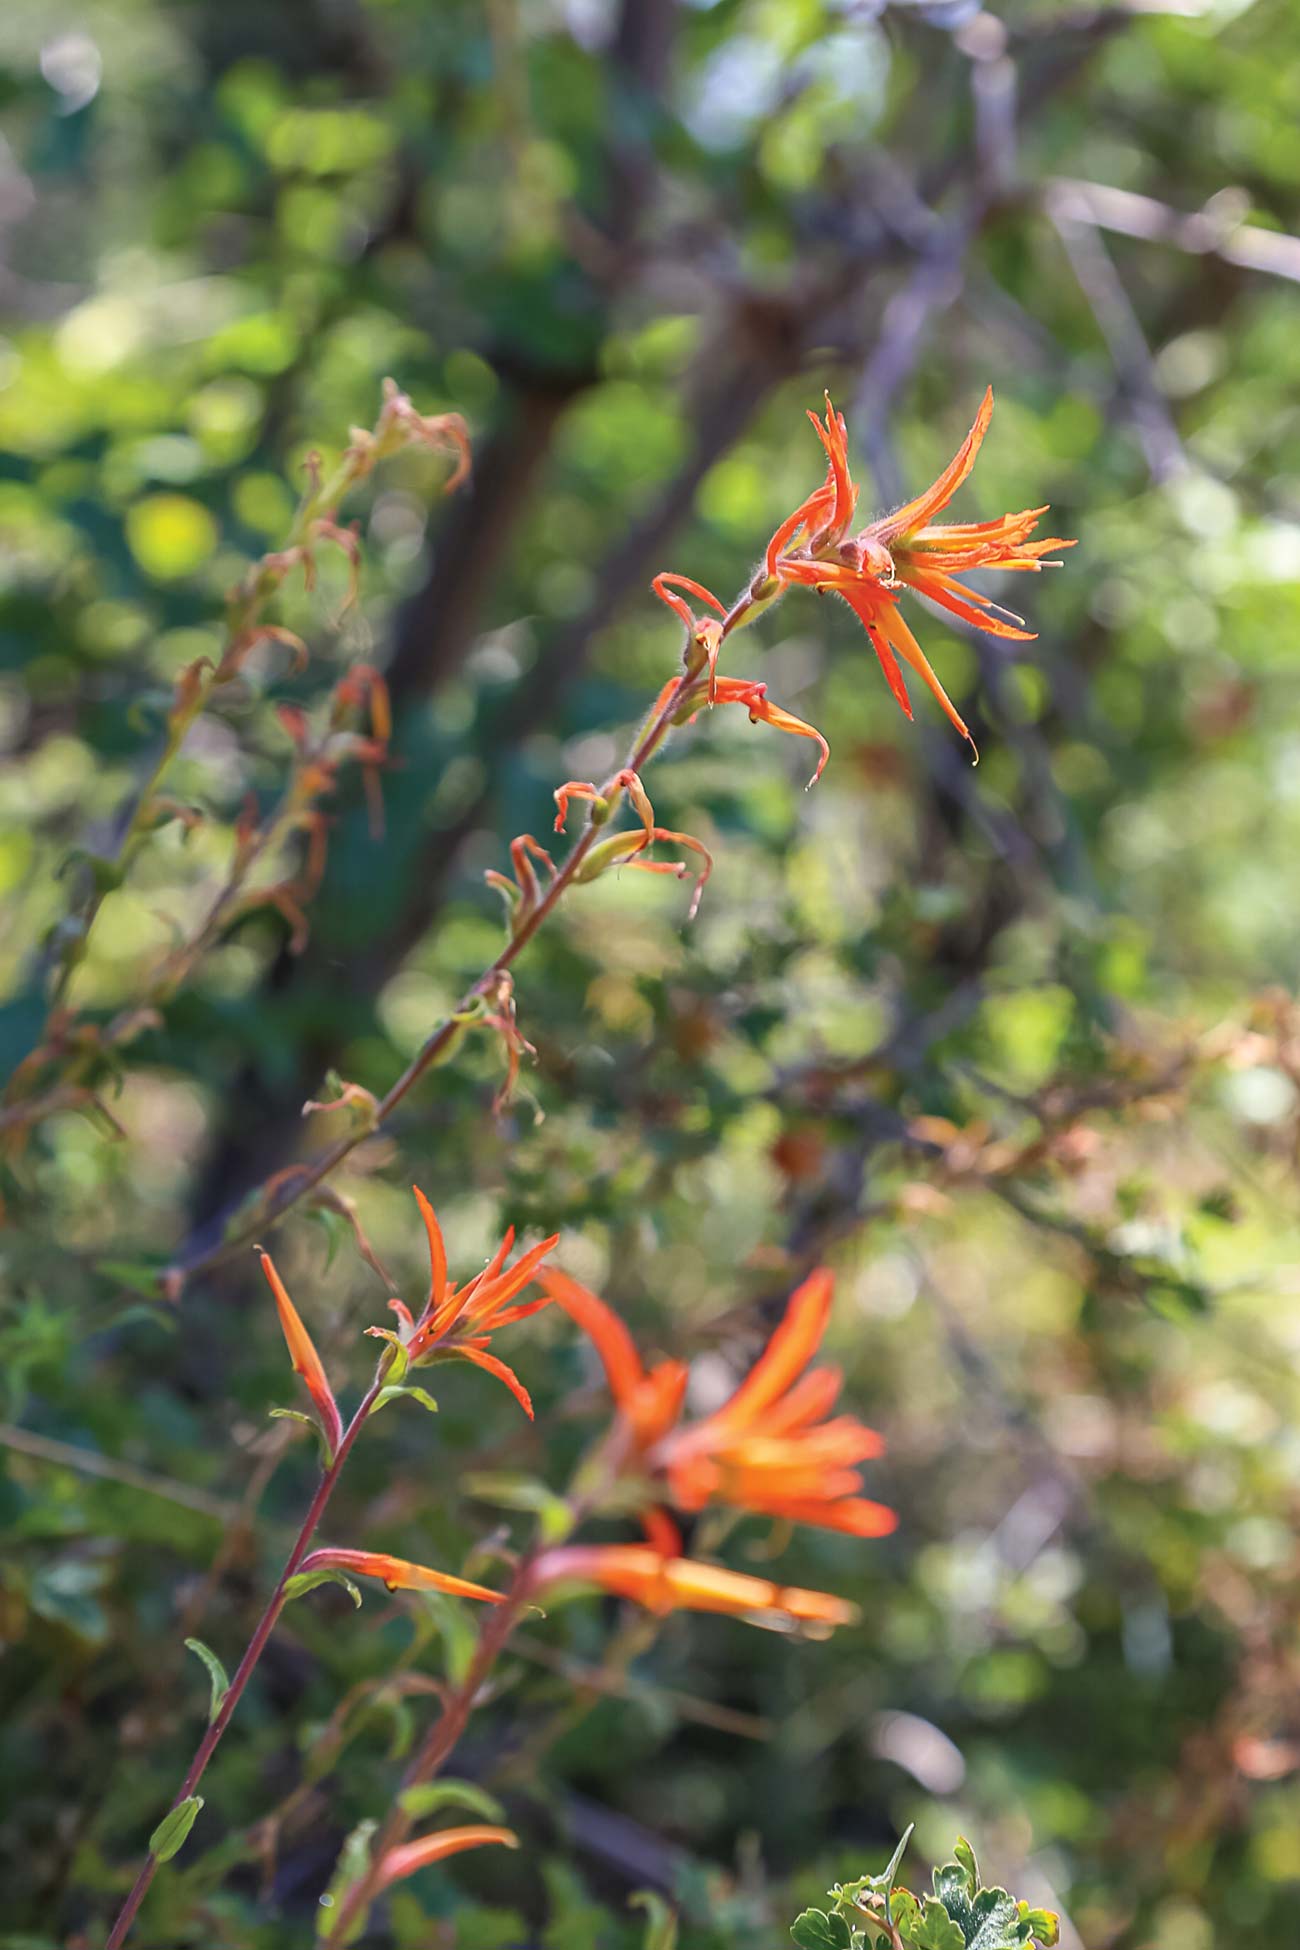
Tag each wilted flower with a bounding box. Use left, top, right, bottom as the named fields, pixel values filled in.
left=368, top=1186, right=558, bottom=1417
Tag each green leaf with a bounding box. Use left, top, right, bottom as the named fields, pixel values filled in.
left=398, top=1780, right=505, bottom=1824
left=925, top=1875, right=1032, bottom=1950
left=791, top=1911, right=852, bottom=1950
left=183, top=1638, right=230, bottom=1723
left=317, top=1819, right=376, bottom=1943
left=149, top=1794, right=204, bottom=1864
left=269, top=1406, right=333, bottom=1465
left=630, top=1891, right=678, bottom=1950
left=376, top=1336, right=410, bottom=1386
left=1017, top=1907, right=1059, bottom=1947
left=306, top=1203, right=351, bottom=1272
left=463, top=1472, right=574, bottom=1543
left=283, top=1567, right=363, bottom=1608
left=834, top=1824, right=914, bottom=1932
left=953, top=1840, right=979, bottom=1897
left=911, top=1899, right=965, bottom=1950
left=371, top=1383, right=438, bottom=1416
left=422, top=1590, right=480, bottom=1686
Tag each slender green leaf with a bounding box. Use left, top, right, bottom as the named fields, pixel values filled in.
left=398, top=1780, right=505, bottom=1823
left=183, top=1637, right=230, bottom=1723
left=463, top=1472, right=574, bottom=1543
left=283, top=1567, right=363, bottom=1608
left=317, top=1820, right=377, bottom=1943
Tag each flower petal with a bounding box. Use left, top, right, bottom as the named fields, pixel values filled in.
left=713, top=1268, right=835, bottom=1431
left=755, top=1495, right=898, bottom=1537
left=411, top=1184, right=448, bottom=1317
left=837, top=587, right=914, bottom=721
left=451, top=1343, right=535, bottom=1418
left=868, top=386, right=994, bottom=543
left=542, top=1269, right=647, bottom=1407
left=877, top=602, right=973, bottom=748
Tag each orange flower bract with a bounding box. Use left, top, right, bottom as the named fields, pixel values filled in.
left=259, top=1249, right=343, bottom=1458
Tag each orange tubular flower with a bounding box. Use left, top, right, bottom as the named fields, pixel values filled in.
left=259, top=1250, right=343, bottom=1458
left=367, top=1185, right=559, bottom=1418
left=653, top=1269, right=895, bottom=1539
left=767, top=390, right=1074, bottom=756
left=299, top=1547, right=505, bottom=1605
left=530, top=1544, right=858, bottom=1631
left=543, top=1266, right=894, bottom=1541
left=377, top=1825, right=520, bottom=1891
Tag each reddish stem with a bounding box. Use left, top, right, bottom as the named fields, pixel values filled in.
left=320, top=1550, right=541, bottom=1946
left=103, top=1370, right=386, bottom=1950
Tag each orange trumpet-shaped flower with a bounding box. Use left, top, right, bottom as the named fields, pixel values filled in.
left=298, top=1547, right=505, bottom=1605
left=654, top=1269, right=895, bottom=1538
left=542, top=1266, right=894, bottom=1540
left=366, top=1185, right=559, bottom=1418
left=377, top=1825, right=520, bottom=1891
left=767, top=390, right=1074, bottom=755
left=530, top=1544, right=858, bottom=1631
left=259, top=1250, right=343, bottom=1459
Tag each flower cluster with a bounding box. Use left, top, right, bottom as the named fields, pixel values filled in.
left=653, top=388, right=1072, bottom=771
left=537, top=1262, right=895, bottom=1623
left=102, top=387, right=1073, bottom=1950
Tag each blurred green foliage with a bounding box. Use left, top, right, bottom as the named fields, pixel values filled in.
left=4, top=0, right=1300, bottom=1945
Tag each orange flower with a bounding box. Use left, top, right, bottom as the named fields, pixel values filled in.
left=767, top=390, right=1074, bottom=754
left=259, top=1250, right=343, bottom=1458
left=653, top=1269, right=895, bottom=1538
left=542, top=1266, right=894, bottom=1540
left=299, top=1547, right=505, bottom=1605
left=531, top=1544, right=858, bottom=1631
left=368, top=1186, right=558, bottom=1418
left=377, top=1825, right=519, bottom=1891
